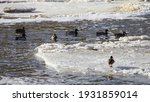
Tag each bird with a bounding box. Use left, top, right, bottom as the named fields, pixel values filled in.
left=15, top=27, right=26, bottom=40
left=96, top=29, right=109, bottom=37
left=108, top=56, right=115, bottom=67
left=51, top=34, right=57, bottom=42
left=107, top=75, right=113, bottom=80
left=66, top=29, right=78, bottom=37
left=114, top=31, right=127, bottom=39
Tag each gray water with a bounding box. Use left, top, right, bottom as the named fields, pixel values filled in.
left=0, top=17, right=150, bottom=85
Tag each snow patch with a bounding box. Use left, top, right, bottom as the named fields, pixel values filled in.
left=115, top=3, right=140, bottom=12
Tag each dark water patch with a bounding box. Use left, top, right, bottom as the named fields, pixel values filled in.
left=117, top=66, right=139, bottom=70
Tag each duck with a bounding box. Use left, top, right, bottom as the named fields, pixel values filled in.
left=16, top=27, right=25, bottom=35
left=15, top=27, right=26, bottom=40
left=96, top=29, right=108, bottom=37
left=114, top=31, right=127, bottom=39
left=108, top=56, right=115, bottom=67
left=51, top=34, right=58, bottom=42
left=66, top=29, right=78, bottom=37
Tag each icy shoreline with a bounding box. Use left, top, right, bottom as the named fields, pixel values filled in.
left=0, top=1, right=150, bottom=24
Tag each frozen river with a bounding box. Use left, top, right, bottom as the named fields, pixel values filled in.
left=0, top=1, right=150, bottom=84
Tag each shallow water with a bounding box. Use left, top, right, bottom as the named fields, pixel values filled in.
left=0, top=16, right=150, bottom=84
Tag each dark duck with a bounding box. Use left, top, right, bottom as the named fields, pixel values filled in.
left=108, top=56, right=115, bottom=67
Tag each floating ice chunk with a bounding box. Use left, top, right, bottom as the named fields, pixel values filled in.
left=119, top=35, right=150, bottom=42
left=35, top=35, right=150, bottom=76
left=85, top=44, right=95, bottom=50
left=74, top=42, right=87, bottom=47
left=140, top=35, right=150, bottom=40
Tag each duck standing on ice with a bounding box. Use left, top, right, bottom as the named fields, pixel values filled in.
left=108, top=56, right=115, bottom=67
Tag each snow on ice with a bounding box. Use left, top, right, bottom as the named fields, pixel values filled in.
left=35, top=35, right=150, bottom=77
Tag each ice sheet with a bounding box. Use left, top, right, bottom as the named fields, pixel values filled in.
left=35, top=35, right=150, bottom=77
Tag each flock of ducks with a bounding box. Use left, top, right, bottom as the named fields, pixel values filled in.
left=15, top=27, right=127, bottom=42
left=50, top=28, right=127, bottom=42
left=50, top=29, right=117, bottom=68
left=15, top=27, right=125, bottom=68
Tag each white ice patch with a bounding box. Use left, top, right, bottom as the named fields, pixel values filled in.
left=119, top=35, right=150, bottom=41
left=35, top=35, right=150, bottom=77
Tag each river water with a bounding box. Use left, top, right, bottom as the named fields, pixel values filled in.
left=0, top=16, right=150, bottom=84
